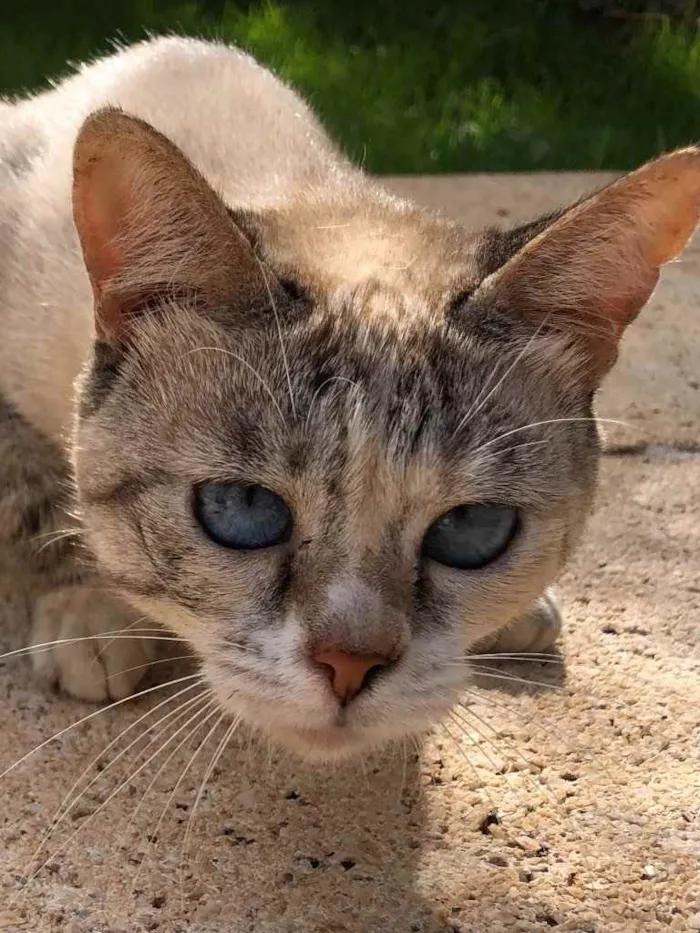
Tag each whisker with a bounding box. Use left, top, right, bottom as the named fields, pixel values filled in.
left=304, top=376, right=361, bottom=434
left=179, top=716, right=239, bottom=894
left=130, top=710, right=226, bottom=899
left=465, top=653, right=563, bottom=664
left=98, top=654, right=195, bottom=680
left=183, top=347, right=285, bottom=427
left=0, top=633, right=188, bottom=666
left=453, top=702, right=542, bottom=776
left=447, top=709, right=505, bottom=774
left=476, top=439, right=550, bottom=459
left=94, top=614, right=161, bottom=661
left=25, top=699, right=219, bottom=886
left=447, top=708, right=558, bottom=813
left=0, top=673, right=203, bottom=780
left=466, top=666, right=563, bottom=691
left=30, top=527, right=82, bottom=543
left=451, top=316, right=550, bottom=441
left=29, top=685, right=208, bottom=866
left=32, top=529, right=83, bottom=554
left=116, top=698, right=219, bottom=857
left=439, top=719, right=498, bottom=810
left=49, top=683, right=206, bottom=825
left=476, top=416, right=642, bottom=454
left=450, top=705, right=558, bottom=807
left=465, top=653, right=684, bottom=704
left=255, top=258, right=296, bottom=421
left=460, top=686, right=537, bottom=722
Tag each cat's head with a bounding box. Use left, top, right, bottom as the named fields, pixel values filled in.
left=71, top=110, right=700, bottom=760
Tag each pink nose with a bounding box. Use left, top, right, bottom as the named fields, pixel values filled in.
left=313, top=648, right=391, bottom=704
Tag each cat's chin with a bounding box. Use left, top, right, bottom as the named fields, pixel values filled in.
left=212, top=689, right=410, bottom=761
left=204, top=663, right=440, bottom=762
left=264, top=721, right=395, bottom=763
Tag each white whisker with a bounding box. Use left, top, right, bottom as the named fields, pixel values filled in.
left=477, top=416, right=641, bottom=453
left=131, top=710, right=225, bottom=900
left=439, top=719, right=497, bottom=810
left=451, top=316, right=550, bottom=441
left=116, top=698, right=218, bottom=857
left=102, top=654, right=194, bottom=679
left=468, top=665, right=562, bottom=690
left=0, top=633, right=187, bottom=667
left=450, top=705, right=558, bottom=807
left=255, top=258, right=296, bottom=421
left=460, top=687, right=525, bottom=721
left=447, top=709, right=504, bottom=774
left=465, top=653, right=563, bottom=665
left=29, top=685, right=208, bottom=866
left=179, top=716, right=239, bottom=890
left=25, top=699, right=219, bottom=886
left=94, top=613, right=160, bottom=661
left=0, top=672, right=203, bottom=780
left=304, top=376, right=361, bottom=434
left=30, top=527, right=81, bottom=542
left=31, top=527, right=82, bottom=547
left=450, top=709, right=557, bottom=811
left=184, top=347, right=285, bottom=426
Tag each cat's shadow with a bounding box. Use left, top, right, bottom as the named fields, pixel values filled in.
left=122, top=647, right=569, bottom=931
left=467, top=647, right=567, bottom=698
left=0, top=602, right=568, bottom=932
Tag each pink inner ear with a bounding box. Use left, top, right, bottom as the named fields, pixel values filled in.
left=74, top=152, right=146, bottom=343
left=75, top=156, right=130, bottom=296
left=479, top=149, right=700, bottom=380
left=73, top=109, right=273, bottom=348
left=596, top=258, right=661, bottom=333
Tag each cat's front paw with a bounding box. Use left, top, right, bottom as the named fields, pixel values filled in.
left=479, top=589, right=562, bottom=654
left=30, top=585, right=158, bottom=701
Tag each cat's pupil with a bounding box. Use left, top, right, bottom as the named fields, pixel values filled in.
left=279, top=277, right=305, bottom=302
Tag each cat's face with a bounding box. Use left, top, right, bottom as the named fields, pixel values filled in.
left=74, top=297, right=596, bottom=759
left=71, top=111, right=700, bottom=760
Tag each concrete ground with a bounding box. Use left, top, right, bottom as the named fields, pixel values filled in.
left=0, top=173, right=698, bottom=933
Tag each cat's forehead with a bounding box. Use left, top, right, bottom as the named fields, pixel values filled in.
left=236, top=197, right=484, bottom=312
left=142, top=305, right=581, bottom=474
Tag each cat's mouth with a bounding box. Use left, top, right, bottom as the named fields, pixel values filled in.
left=207, top=669, right=392, bottom=759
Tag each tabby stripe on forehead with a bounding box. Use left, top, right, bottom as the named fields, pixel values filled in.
left=79, top=342, right=124, bottom=418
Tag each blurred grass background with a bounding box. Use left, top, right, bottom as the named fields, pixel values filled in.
left=1, top=0, right=699, bottom=172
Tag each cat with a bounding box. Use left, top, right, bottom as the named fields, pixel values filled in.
left=0, top=36, right=697, bottom=761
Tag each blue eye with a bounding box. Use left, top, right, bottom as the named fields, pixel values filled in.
left=422, top=504, right=518, bottom=570
left=195, top=483, right=292, bottom=550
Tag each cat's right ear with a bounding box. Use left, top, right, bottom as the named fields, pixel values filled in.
left=72, top=108, right=267, bottom=344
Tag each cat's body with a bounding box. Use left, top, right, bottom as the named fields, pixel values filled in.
left=1, top=37, right=697, bottom=760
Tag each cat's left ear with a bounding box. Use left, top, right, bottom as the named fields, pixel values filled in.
left=73, top=108, right=268, bottom=344
left=468, top=147, right=700, bottom=383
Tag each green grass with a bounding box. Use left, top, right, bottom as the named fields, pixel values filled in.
left=1, top=0, right=700, bottom=172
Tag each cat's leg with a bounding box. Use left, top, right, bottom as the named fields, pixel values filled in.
left=478, top=588, right=562, bottom=654
left=0, top=396, right=157, bottom=700
left=30, top=585, right=157, bottom=701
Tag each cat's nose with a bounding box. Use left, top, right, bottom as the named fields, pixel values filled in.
left=313, top=648, right=391, bottom=705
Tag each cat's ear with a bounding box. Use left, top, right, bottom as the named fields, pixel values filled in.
left=73, top=108, right=266, bottom=344
left=469, top=147, right=700, bottom=382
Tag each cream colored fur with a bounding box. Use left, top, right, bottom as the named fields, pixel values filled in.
left=0, top=37, right=343, bottom=441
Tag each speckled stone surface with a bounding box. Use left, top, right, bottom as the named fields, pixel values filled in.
left=0, top=173, right=698, bottom=933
